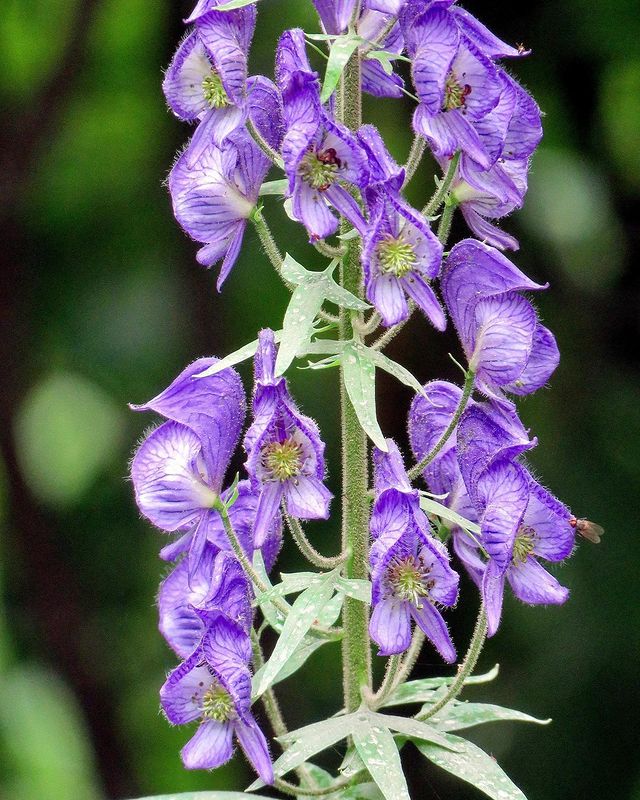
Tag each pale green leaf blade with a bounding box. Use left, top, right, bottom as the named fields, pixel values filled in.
left=271, top=714, right=356, bottom=778
left=352, top=719, right=410, bottom=800
left=252, top=571, right=339, bottom=697
left=416, top=733, right=527, bottom=800
left=342, top=344, right=387, bottom=451
left=254, top=571, right=320, bottom=603
left=319, top=268, right=370, bottom=311
left=419, top=496, right=481, bottom=535
left=382, top=664, right=500, bottom=707
left=194, top=332, right=282, bottom=378
left=321, top=34, right=365, bottom=103
left=275, top=284, right=325, bottom=375
left=252, top=551, right=288, bottom=632
left=423, top=701, right=550, bottom=732
left=259, top=178, right=289, bottom=196
left=216, top=0, right=259, bottom=9
left=368, top=712, right=458, bottom=750
left=364, top=50, right=394, bottom=75
left=365, top=347, right=426, bottom=396
left=281, top=253, right=310, bottom=284
left=336, top=577, right=371, bottom=604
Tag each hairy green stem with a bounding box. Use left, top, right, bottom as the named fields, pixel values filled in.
left=274, top=774, right=356, bottom=797
left=393, top=628, right=425, bottom=689
left=285, top=512, right=348, bottom=569
left=370, top=301, right=415, bottom=351
left=403, top=135, right=427, bottom=187
left=314, top=239, right=347, bottom=259
left=339, top=49, right=372, bottom=714
left=250, top=629, right=289, bottom=740
left=423, top=151, right=461, bottom=218
left=370, top=654, right=403, bottom=708
left=416, top=605, right=488, bottom=721
left=247, top=117, right=284, bottom=168
left=407, top=370, right=475, bottom=481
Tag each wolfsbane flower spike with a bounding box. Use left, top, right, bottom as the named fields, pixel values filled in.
left=244, top=329, right=333, bottom=546
left=369, top=439, right=459, bottom=660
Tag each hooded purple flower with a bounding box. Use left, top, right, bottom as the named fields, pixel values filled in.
left=244, top=330, right=333, bottom=546
left=160, top=613, right=273, bottom=781
left=401, top=3, right=502, bottom=169
left=369, top=440, right=459, bottom=660
left=130, top=358, right=279, bottom=574
left=159, top=547, right=253, bottom=659
left=276, top=29, right=369, bottom=240
left=409, top=385, right=574, bottom=636
left=169, top=120, right=271, bottom=288
left=359, top=125, right=445, bottom=328
left=441, top=240, right=560, bottom=401
left=163, top=2, right=256, bottom=154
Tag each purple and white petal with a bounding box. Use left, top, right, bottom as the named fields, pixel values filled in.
left=234, top=718, right=274, bottom=784
left=507, top=557, right=569, bottom=606
left=369, top=598, right=412, bottom=655
left=410, top=602, right=456, bottom=663
left=181, top=720, right=234, bottom=770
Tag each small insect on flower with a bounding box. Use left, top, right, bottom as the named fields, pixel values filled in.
left=570, top=517, right=604, bottom=544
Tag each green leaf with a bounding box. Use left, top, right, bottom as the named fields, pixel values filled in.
left=321, top=34, right=365, bottom=103
left=342, top=343, right=387, bottom=450
left=216, top=0, right=259, bottom=9
left=336, top=577, right=371, bottom=604
left=254, top=571, right=320, bottom=603
left=415, top=733, right=527, bottom=800
left=194, top=331, right=282, bottom=378
left=365, top=347, right=426, bottom=396
left=276, top=256, right=368, bottom=376
left=252, top=571, right=340, bottom=697
left=365, top=50, right=394, bottom=75
left=352, top=718, right=410, bottom=800
left=259, top=178, right=288, bottom=196
left=382, top=664, right=500, bottom=707
left=368, top=711, right=458, bottom=750
left=419, top=496, right=482, bottom=535
left=270, top=714, right=357, bottom=779
left=421, top=700, right=550, bottom=732
left=252, top=551, right=288, bottom=632
left=292, top=765, right=384, bottom=800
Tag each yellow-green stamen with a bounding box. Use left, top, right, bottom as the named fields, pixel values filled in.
left=202, top=682, right=234, bottom=722
left=387, top=555, right=435, bottom=606
left=262, top=437, right=304, bottom=482
left=443, top=72, right=470, bottom=111
left=299, top=149, right=340, bottom=190
left=377, top=236, right=417, bottom=278
left=202, top=72, right=230, bottom=108
left=512, top=526, right=536, bottom=565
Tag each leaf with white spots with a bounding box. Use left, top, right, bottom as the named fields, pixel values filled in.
left=252, top=570, right=340, bottom=698
left=419, top=496, right=481, bottom=536
left=259, top=179, right=289, bottom=196
left=216, top=0, right=259, bottom=9
left=193, top=331, right=282, bottom=378
left=382, top=664, right=500, bottom=707
left=342, top=343, right=387, bottom=451
left=351, top=718, right=410, bottom=800
left=368, top=712, right=458, bottom=750
left=421, top=701, right=550, bottom=732
left=365, top=347, right=427, bottom=396
left=336, top=577, right=371, bottom=604
left=416, top=733, right=528, bottom=800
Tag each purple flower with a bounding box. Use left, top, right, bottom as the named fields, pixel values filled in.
left=244, top=330, right=333, bottom=546
left=169, top=123, right=270, bottom=288
left=159, top=546, right=253, bottom=659
left=312, top=0, right=358, bottom=33
left=130, top=358, right=279, bottom=573
left=369, top=440, right=459, bottom=660
left=409, top=386, right=574, bottom=636
left=441, top=240, right=560, bottom=401
left=276, top=29, right=369, bottom=240
left=360, top=11, right=406, bottom=98
left=359, top=125, right=445, bottom=328
left=161, top=614, right=273, bottom=781
left=402, top=3, right=502, bottom=168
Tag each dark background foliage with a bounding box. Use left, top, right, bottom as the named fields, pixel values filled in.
left=1, top=1, right=638, bottom=798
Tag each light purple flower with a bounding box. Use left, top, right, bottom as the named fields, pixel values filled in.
left=244, top=330, right=333, bottom=546
left=312, top=0, right=358, bottom=33
left=169, top=123, right=270, bottom=288
left=359, top=125, right=445, bottom=328
left=369, top=440, right=459, bottom=660
left=442, top=240, right=560, bottom=401
left=402, top=3, right=502, bottom=168
left=160, top=614, right=273, bottom=781
left=159, top=546, right=253, bottom=659
left=276, top=29, right=369, bottom=240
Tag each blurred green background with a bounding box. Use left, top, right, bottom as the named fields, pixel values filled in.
left=1, top=0, right=638, bottom=798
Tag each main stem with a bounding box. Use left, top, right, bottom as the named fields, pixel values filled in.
left=339, top=50, right=372, bottom=713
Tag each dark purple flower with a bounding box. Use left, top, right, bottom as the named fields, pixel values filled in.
left=402, top=4, right=502, bottom=168
left=244, top=330, right=333, bottom=546
left=369, top=440, right=459, bottom=660
left=161, top=614, right=273, bottom=781
left=441, top=240, right=560, bottom=401
left=169, top=123, right=270, bottom=288
left=130, top=358, right=278, bottom=573
left=359, top=125, right=445, bottom=328
left=276, top=29, right=369, bottom=240
left=159, top=546, right=253, bottom=659
left=360, top=11, right=406, bottom=98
